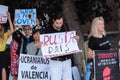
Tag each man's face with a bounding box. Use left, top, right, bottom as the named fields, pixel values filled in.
left=53, top=18, right=63, bottom=30
left=23, top=26, right=31, bottom=36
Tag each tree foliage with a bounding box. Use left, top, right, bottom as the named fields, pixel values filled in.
left=0, top=0, right=120, bottom=25
left=74, top=0, right=119, bottom=24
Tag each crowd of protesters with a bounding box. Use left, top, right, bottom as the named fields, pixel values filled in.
left=0, top=10, right=79, bottom=80
left=0, top=10, right=43, bottom=80
left=0, top=7, right=120, bottom=80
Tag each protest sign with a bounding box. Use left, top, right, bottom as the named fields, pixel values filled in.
left=40, top=31, right=81, bottom=58
left=0, top=5, right=8, bottom=23
left=94, top=49, right=119, bottom=80
left=15, top=9, right=36, bottom=25
left=18, top=54, right=50, bottom=80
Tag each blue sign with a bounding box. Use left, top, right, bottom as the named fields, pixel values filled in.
left=15, top=9, right=36, bottom=25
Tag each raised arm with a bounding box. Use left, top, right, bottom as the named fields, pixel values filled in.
left=7, top=12, right=14, bottom=37
left=36, top=18, right=41, bottom=29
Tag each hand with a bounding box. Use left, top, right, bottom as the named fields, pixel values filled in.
left=36, top=18, right=40, bottom=26
left=36, top=42, right=43, bottom=48
left=74, top=35, right=80, bottom=41
left=6, top=11, right=10, bottom=19
left=87, top=48, right=95, bottom=59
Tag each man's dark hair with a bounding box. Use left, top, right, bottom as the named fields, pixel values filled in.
left=53, top=12, right=63, bottom=21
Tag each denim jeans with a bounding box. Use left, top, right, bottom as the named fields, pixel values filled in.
left=84, top=63, right=91, bottom=80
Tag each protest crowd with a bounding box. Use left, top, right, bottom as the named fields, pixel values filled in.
left=0, top=4, right=120, bottom=80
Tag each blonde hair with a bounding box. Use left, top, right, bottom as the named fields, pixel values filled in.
left=89, top=17, right=106, bottom=37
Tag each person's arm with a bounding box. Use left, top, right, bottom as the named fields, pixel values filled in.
left=13, top=19, right=17, bottom=30
left=36, top=18, right=40, bottom=26
left=36, top=18, right=41, bottom=29
left=7, top=12, right=14, bottom=37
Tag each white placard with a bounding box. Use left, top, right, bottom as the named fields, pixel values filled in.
left=40, top=31, right=81, bottom=58
left=18, top=54, right=50, bottom=80
left=0, top=5, right=8, bottom=23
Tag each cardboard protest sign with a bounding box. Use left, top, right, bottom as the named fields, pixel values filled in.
left=40, top=31, right=81, bottom=58
left=0, top=5, right=8, bottom=23
left=18, top=54, right=50, bottom=80
left=15, top=9, right=36, bottom=25
left=94, top=49, right=119, bottom=80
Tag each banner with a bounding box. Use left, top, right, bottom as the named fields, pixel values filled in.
left=18, top=54, right=50, bottom=80
left=40, top=31, right=81, bottom=58
left=0, top=5, right=8, bottom=23
left=15, top=9, right=36, bottom=25
left=94, top=49, right=119, bottom=80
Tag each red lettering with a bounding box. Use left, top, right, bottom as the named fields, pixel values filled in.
left=65, top=32, right=67, bottom=43
left=44, top=35, right=57, bottom=46
left=44, top=35, right=50, bottom=46
left=50, top=35, right=57, bottom=45
left=44, top=31, right=76, bottom=46
left=98, top=53, right=115, bottom=59
left=68, top=32, right=75, bottom=43
left=0, top=17, right=6, bottom=23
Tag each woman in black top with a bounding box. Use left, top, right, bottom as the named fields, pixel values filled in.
left=84, top=17, right=111, bottom=80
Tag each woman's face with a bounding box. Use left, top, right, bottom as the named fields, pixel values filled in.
left=97, top=20, right=105, bottom=33
left=33, top=32, right=40, bottom=41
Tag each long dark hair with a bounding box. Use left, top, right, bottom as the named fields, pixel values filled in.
left=0, top=24, right=4, bottom=38
left=12, top=30, right=23, bottom=56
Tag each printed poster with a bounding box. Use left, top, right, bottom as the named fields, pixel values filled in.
left=94, top=49, right=119, bottom=80
left=40, top=31, right=81, bottom=58
left=15, top=9, right=36, bottom=25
